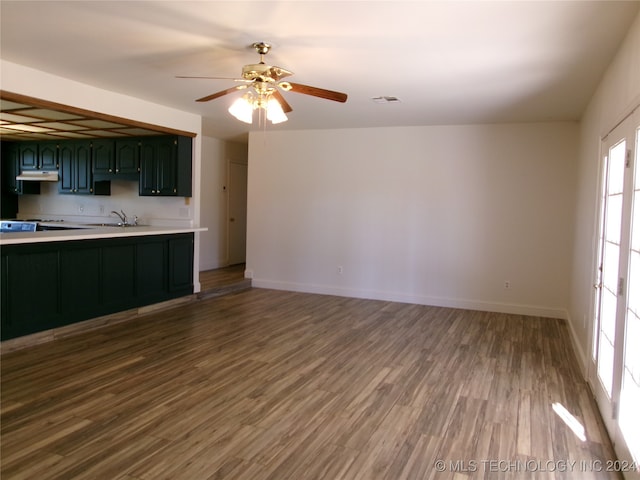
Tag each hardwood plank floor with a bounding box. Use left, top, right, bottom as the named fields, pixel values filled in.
left=1, top=289, right=621, bottom=479
left=199, top=264, right=246, bottom=291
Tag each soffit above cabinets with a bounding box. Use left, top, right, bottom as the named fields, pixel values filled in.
left=0, top=99, right=163, bottom=142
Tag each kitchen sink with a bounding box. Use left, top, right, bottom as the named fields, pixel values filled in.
left=83, top=223, right=140, bottom=227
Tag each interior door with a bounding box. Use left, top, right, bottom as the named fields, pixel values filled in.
left=227, top=161, right=248, bottom=266
left=591, top=108, right=640, bottom=476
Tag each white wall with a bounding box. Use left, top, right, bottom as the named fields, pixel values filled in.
left=246, top=123, right=578, bottom=318
left=569, top=13, right=640, bottom=372
left=199, top=137, right=248, bottom=271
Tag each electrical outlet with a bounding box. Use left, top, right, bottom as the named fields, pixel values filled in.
left=337, top=266, right=344, bottom=274
left=504, top=281, right=511, bottom=289
left=78, top=204, right=84, bottom=213
left=99, top=205, right=105, bottom=215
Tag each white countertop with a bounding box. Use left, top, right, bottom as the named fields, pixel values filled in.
left=0, top=224, right=207, bottom=245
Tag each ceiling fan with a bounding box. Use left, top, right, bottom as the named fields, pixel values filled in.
left=177, top=42, right=348, bottom=124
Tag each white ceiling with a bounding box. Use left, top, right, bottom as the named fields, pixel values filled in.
left=1, top=1, right=638, bottom=142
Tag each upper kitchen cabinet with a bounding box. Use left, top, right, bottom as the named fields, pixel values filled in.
left=59, top=140, right=110, bottom=195
left=1, top=143, right=41, bottom=196
left=93, top=138, right=140, bottom=180
left=18, top=140, right=58, bottom=171
left=139, top=136, right=192, bottom=197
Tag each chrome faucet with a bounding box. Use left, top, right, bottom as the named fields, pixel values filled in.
left=111, top=210, right=127, bottom=225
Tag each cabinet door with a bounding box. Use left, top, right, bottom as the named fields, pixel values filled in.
left=60, top=247, right=101, bottom=320
left=168, top=234, right=194, bottom=294
left=155, top=138, right=177, bottom=195
left=2, top=250, right=61, bottom=339
left=58, top=142, right=75, bottom=192
left=19, top=144, right=38, bottom=170
left=92, top=139, right=115, bottom=175
left=38, top=141, right=58, bottom=170
left=139, top=137, right=177, bottom=196
left=75, top=142, right=93, bottom=193
left=58, top=141, right=93, bottom=194
left=103, top=243, right=136, bottom=310
left=139, top=142, right=158, bottom=195
left=1, top=143, right=40, bottom=195
left=115, top=139, right=140, bottom=174
left=137, top=239, right=168, bottom=303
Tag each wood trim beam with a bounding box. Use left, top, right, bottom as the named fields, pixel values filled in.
left=1, top=90, right=197, bottom=138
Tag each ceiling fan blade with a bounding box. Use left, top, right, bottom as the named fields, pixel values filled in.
left=196, top=86, right=244, bottom=102
left=288, top=83, right=347, bottom=103
left=272, top=90, right=293, bottom=113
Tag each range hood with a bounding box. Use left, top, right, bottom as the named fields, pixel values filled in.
left=16, top=171, right=59, bottom=182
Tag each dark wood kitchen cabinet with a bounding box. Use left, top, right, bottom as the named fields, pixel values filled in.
left=15, top=141, right=58, bottom=171
left=59, top=140, right=110, bottom=195
left=38, top=141, right=59, bottom=170
left=16, top=143, right=38, bottom=170
left=1, top=143, right=41, bottom=196
left=1, top=247, right=60, bottom=337
left=139, top=136, right=192, bottom=197
left=169, top=234, right=194, bottom=292
left=60, top=247, right=102, bottom=318
left=93, top=138, right=140, bottom=179
left=92, top=139, right=116, bottom=176
left=115, top=138, right=141, bottom=175
left=0, top=233, right=194, bottom=341
left=136, top=237, right=168, bottom=304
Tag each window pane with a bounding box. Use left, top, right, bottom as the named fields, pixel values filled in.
left=603, top=241, right=620, bottom=293
left=633, top=194, right=640, bottom=253
left=606, top=193, right=623, bottom=245
left=609, top=140, right=626, bottom=195
left=601, top=288, right=618, bottom=342
left=599, top=333, right=615, bottom=396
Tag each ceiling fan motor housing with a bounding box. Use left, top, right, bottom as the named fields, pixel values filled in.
left=242, top=63, right=274, bottom=80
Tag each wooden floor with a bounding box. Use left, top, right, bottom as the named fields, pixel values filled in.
left=199, top=264, right=246, bottom=291
left=1, top=289, right=620, bottom=479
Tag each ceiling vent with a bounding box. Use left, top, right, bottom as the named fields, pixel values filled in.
left=371, top=96, right=401, bottom=104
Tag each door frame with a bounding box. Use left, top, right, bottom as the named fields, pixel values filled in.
left=588, top=106, right=639, bottom=478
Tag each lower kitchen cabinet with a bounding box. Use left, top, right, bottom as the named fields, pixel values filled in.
left=1, top=248, right=60, bottom=337
left=0, top=233, right=194, bottom=340
left=61, top=247, right=102, bottom=319
left=169, top=234, right=194, bottom=293
left=102, top=243, right=137, bottom=311
left=137, top=238, right=168, bottom=304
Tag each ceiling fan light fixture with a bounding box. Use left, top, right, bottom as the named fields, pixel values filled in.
left=228, top=94, right=254, bottom=124
left=266, top=97, right=288, bottom=124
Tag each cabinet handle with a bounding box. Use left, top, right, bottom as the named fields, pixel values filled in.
left=116, top=169, right=119, bottom=173
left=109, top=169, right=113, bottom=173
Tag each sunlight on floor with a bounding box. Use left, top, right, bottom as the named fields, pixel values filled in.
left=552, top=402, right=587, bottom=442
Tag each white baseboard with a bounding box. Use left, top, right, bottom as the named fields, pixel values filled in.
left=251, top=278, right=569, bottom=320
left=565, top=312, right=589, bottom=378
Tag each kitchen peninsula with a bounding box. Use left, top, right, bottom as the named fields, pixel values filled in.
left=1, top=223, right=206, bottom=341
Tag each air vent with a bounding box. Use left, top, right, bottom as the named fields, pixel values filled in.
left=371, top=96, right=401, bottom=104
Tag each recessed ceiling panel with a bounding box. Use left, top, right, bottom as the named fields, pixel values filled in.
left=3, top=124, right=55, bottom=133
left=15, top=109, right=84, bottom=121
left=0, top=100, right=30, bottom=110
left=37, top=122, right=89, bottom=131
left=0, top=112, right=41, bottom=123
